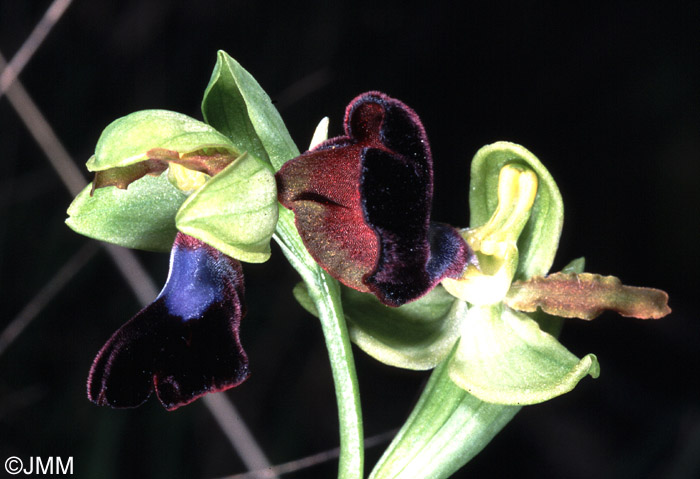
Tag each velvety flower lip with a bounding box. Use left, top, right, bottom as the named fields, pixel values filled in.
left=87, top=232, right=249, bottom=411
left=276, top=91, right=474, bottom=306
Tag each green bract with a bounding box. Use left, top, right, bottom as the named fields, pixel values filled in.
left=87, top=109, right=236, bottom=171
left=176, top=153, right=278, bottom=263
left=370, top=350, right=520, bottom=479
left=202, top=51, right=300, bottom=171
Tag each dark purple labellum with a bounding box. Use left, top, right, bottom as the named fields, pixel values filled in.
left=277, top=91, right=473, bottom=306
left=88, top=233, right=249, bottom=411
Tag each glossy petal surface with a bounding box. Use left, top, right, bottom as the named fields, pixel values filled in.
left=277, top=92, right=471, bottom=306
left=88, top=233, right=249, bottom=410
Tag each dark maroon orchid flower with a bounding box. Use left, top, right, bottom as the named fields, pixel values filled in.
left=276, top=91, right=473, bottom=306
left=88, top=233, right=249, bottom=411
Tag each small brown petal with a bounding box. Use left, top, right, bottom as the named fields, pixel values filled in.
left=504, top=272, right=671, bottom=320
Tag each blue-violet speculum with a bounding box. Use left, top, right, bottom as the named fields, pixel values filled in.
left=87, top=232, right=249, bottom=411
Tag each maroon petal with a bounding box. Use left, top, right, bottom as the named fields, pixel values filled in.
left=277, top=92, right=473, bottom=306
left=87, top=233, right=249, bottom=410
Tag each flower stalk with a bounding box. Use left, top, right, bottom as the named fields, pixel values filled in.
left=273, top=206, right=365, bottom=479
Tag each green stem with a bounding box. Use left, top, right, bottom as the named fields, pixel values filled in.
left=370, top=347, right=519, bottom=479
left=274, top=206, right=364, bottom=479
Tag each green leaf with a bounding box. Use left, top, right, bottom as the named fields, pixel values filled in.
left=175, top=153, right=278, bottom=263
left=448, top=303, right=599, bottom=405
left=66, top=174, right=186, bottom=251
left=469, top=142, right=564, bottom=279
left=202, top=51, right=300, bottom=171
left=294, top=284, right=462, bottom=370
left=292, top=281, right=319, bottom=315
left=370, top=349, right=520, bottom=479
left=87, top=109, right=236, bottom=171
left=561, top=256, right=585, bottom=274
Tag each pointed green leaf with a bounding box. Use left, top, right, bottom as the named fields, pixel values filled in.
left=370, top=349, right=520, bottom=479
left=202, top=51, right=299, bottom=171
left=448, top=303, right=599, bottom=405
left=175, top=153, right=278, bottom=263
left=561, top=256, right=585, bottom=274
left=294, top=284, right=461, bottom=370
left=469, top=142, right=563, bottom=279
left=66, top=174, right=186, bottom=251
left=292, top=282, right=319, bottom=316
left=87, top=109, right=236, bottom=171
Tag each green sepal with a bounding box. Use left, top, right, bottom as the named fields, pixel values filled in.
left=175, top=153, right=278, bottom=263
left=370, top=348, right=520, bottom=479
left=293, top=284, right=461, bottom=370
left=201, top=51, right=299, bottom=171
left=469, top=142, right=563, bottom=280
left=448, top=303, right=599, bottom=405
left=561, top=256, right=585, bottom=274
left=87, top=109, right=236, bottom=171
left=65, top=174, right=186, bottom=251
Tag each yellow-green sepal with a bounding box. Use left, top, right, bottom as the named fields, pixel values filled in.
left=294, top=284, right=462, bottom=370
left=87, top=109, right=236, bottom=171
left=175, top=153, right=278, bottom=263
left=448, top=303, right=599, bottom=405
left=66, top=174, right=186, bottom=251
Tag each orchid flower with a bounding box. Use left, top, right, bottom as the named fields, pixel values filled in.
left=290, top=107, right=670, bottom=406
left=276, top=92, right=474, bottom=306
left=88, top=233, right=249, bottom=410
left=66, top=51, right=671, bottom=479
left=67, top=58, right=281, bottom=410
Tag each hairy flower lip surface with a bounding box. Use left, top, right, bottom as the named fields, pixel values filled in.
left=87, top=233, right=249, bottom=410
left=277, top=91, right=473, bottom=306
left=504, top=272, right=672, bottom=320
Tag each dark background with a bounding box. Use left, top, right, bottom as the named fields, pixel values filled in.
left=1, top=1, right=698, bottom=478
